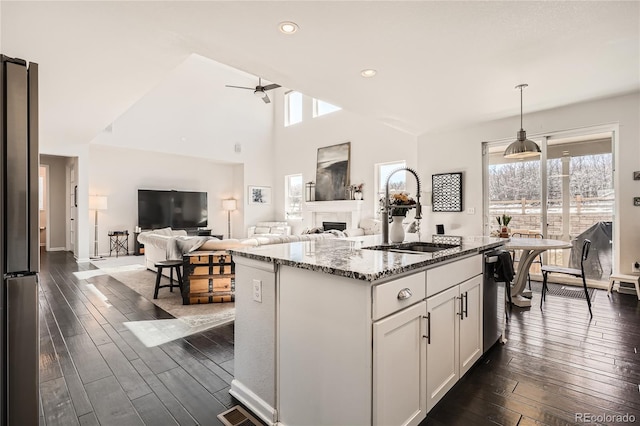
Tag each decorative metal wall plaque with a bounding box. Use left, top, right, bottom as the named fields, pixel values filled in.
left=432, top=172, right=463, bottom=212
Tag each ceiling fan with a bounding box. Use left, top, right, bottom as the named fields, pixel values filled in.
left=225, top=78, right=281, bottom=104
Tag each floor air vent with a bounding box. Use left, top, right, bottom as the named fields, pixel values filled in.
left=217, top=405, right=262, bottom=426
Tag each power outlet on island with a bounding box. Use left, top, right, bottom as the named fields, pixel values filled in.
left=633, top=262, right=640, bottom=273
left=252, top=279, right=262, bottom=303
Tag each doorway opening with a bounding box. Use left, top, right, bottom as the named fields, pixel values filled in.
left=39, top=165, right=48, bottom=249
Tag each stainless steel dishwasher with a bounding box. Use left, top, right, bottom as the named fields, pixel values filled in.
left=483, top=249, right=507, bottom=352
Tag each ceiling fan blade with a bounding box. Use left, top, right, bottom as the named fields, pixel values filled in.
left=225, top=85, right=254, bottom=90
left=262, top=93, right=271, bottom=104
left=262, top=84, right=281, bottom=91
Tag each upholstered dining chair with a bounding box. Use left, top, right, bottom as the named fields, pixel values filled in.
left=510, top=232, right=544, bottom=291
left=540, top=239, right=592, bottom=317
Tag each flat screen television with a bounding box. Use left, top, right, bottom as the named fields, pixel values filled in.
left=138, top=189, right=208, bottom=230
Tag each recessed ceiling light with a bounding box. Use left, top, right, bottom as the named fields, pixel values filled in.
left=279, top=21, right=298, bottom=34
left=361, top=69, right=377, bottom=78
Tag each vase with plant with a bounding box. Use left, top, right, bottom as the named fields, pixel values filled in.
left=496, top=214, right=512, bottom=237
left=387, top=192, right=416, bottom=243
left=352, top=183, right=364, bottom=200
left=389, top=192, right=416, bottom=217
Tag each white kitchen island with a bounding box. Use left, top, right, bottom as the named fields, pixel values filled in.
left=228, top=235, right=505, bottom=426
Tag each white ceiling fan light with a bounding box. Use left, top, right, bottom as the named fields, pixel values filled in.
left=504, top=83, right=542, bottom=159
left=279, top=21, right=299, bottom=34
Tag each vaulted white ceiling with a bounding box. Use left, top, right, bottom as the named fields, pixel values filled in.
left=2, top=1, right=638, bottom=152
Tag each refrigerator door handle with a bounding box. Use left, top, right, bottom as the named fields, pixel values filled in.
left=28, top=62, right=39, bottom=273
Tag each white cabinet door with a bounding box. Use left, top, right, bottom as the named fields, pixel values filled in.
left=426, top=286, right=459, bottom=411
left=373, top=301, right=427, bottom=426
left=459, top=275, right=483, bottom=377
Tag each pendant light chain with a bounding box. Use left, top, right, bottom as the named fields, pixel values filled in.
left=504, top=83, right=541, bottom=159
left=516, top=83, right=528, bottom=131
left=520, top=85, right=523, bottom=131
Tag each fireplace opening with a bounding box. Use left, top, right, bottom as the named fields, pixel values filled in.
left=323, top=221, right=347, bottom=232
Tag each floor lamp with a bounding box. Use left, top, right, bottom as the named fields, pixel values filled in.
left=89, top=195, right=108, bottom=259
left=222, top=199, right=237, bottom=239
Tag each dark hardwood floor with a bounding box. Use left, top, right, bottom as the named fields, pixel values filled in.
left=425, top=283, right=640, bottom=425
left=38, top=250, right=238, bottom=426
left=39, top=250, right=640, bottom=425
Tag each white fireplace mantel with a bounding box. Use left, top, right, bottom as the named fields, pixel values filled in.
left=304, top=200, right=363, bottom=229
left=305, top=200, right=363, bottom=212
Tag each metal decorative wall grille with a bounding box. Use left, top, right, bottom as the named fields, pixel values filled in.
left=432, top=172, right=463, bottom=212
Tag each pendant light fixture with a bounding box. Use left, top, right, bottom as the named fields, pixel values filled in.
left=504, top=83, right=541, bottom=159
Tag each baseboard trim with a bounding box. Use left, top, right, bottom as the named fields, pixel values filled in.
left=229, top=379, right=277, bottom=426
left=76, top=257, right=91, bottom=264
left=48, top=247, right=67, bottom=252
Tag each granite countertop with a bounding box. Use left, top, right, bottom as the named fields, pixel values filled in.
left=229, top=234, right=506, bottom=282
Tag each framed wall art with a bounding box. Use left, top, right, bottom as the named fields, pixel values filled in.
left=248, top=186, right=271, bottom=205
left=315, top=142, right=350, bottom=201
left=432, top=172, right=463, bottom=212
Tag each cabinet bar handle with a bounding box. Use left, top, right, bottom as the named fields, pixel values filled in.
left=422, top=313, right=431, bottom=344
left=464, top=292, right=469, bottom=318
left=397, top=288, right=412, bottom=300
left=458, top=296, right=464, bottom=320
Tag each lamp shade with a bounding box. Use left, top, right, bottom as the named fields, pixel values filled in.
left=222, top=199, right=237, bottom=211
left=503, top=134, right=541, bottom=159
left=89, top=195, right=108, bottom=210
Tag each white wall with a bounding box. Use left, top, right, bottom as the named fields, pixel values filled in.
left=91, top=54, right=276, bottom=238
left=272, top=91, right=418, bottom=233
left=87, top=144, right=242, bottom=256
left=418, top=92, right=640, bottom=274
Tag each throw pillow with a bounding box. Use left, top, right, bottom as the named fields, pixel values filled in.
left=269, top=226, right=287, bottom=235
left=254, top=226, right=271, bottom=234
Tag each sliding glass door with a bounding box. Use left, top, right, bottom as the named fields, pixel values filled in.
left=484, top=131, right=613, bottom=284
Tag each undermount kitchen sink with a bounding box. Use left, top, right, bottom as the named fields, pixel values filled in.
left=363, top=241, right=460, bottom=254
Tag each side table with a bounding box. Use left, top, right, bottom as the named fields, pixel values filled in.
left=134, top=231, right=144, bottom=256
left=608, top=273, right=640, bottom=300
left=108, top=231, right=129, bottom=257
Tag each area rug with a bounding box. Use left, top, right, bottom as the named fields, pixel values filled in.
left=529, top=280, right=595, bottom=300
left=83, top=258, right=235, bottom=343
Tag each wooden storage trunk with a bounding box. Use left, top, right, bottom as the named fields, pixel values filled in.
left=182, top=251, right=235, bottom=305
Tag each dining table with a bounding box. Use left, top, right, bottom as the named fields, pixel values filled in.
left=505, top=237, right=573, bottom=307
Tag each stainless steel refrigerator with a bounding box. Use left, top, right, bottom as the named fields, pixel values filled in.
left=0, top=54, right=40, bottom=426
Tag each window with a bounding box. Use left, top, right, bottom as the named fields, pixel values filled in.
left=375, top=160, right=406, bottom=215
left=483, top=132, right=614, bottom=282
left=285, top=91, right=303, bottom=126
left=285, top=174, right=303, bottom=219
left=313, top=98, right=341, bottom=118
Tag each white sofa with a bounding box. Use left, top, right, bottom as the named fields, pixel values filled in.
left=137, top=228, right=188, bottom=276
left=137, top=227, right=337, bottom=277
left=247, top=221, right=291, bottom=238
left=343, top=218, right=382, bottom=237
